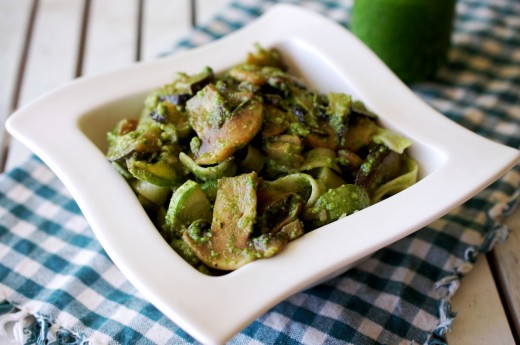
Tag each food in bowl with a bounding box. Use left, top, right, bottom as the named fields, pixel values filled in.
left=105, top=45, right=418, bottom=275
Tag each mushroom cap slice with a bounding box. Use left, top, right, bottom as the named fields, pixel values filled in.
left=187, top=84, right=263, bottom=165
left=183, top=172, right=259, bottom=270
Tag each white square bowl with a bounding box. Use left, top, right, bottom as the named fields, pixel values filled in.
left=6, top=4, right=520, bottom=344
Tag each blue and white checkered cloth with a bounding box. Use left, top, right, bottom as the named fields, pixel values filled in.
left=1, top=0, right=519, bottom=344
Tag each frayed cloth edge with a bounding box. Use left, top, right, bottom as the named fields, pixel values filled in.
left=0, top=300, right=93, bottom=345
left=426, top=189, right=520, bottom=345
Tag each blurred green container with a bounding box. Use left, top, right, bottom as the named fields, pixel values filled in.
left=351, top=0, right=456, bottom=84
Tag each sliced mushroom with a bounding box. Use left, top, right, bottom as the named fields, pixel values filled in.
left=187, top=84, right=263, bottom=165
left=183, top=172, right=289, bottom=270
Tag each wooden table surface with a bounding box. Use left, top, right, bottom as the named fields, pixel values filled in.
left=0, top=1, right=518, bottom=344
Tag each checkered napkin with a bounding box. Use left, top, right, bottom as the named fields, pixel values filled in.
left=1, top=0, right=519, bottom=344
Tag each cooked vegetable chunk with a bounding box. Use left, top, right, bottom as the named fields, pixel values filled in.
left=355, top=145, right=404, bottom=196
left=165, top=180, right=212, bottom=237
left=187, top=84, right=263, bottom=165
left=183, top=172, right=288, bottom=270
left=305, top=184, right=370, bottom=227
left=179, top=152, right=237, bottom=181
left=371, top=156, right=418, bottom=203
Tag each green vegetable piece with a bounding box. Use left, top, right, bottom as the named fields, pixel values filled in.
left=351, top=100, right=377, bottom=118
left=262, top=173, right=322, bottom=207
left=238, top=145, right=265, bottom=173
left=314, top=167, right=345, bottom=192
left=170, top=237, right=203, bottom=267
left=372, top=128, right=412, bottom=154
left=111, top=161, right=133, bottom=180
left=149, top=98, right=192, bottom=139
left=106, top=123, right=162, bottom=161
left=246, top=44, right=286, bottom=69
left=342, top=114, right=379, bottom=152
left=131, top=179, right=171, bottom=205
left=262, top=104, right=287, bottom=137
left=179, top=152, right=237, bottom=181
left=127, top=150, right=183, bottom=187
left=327, top=92, right=351, bottom=135
left=170, top=66, right=214, bottom=95
left=300, top=148, right=341, bottom=173
left=372, top=156, right=418, bottom=203
left=263, top=135, right=304, bottom=170
left=164, top=180, right=212, bottom=237
left=305, top=184, right=370, bottom=228
left=256, top=191, right=304, bottom=235
left=356, top=145, right=404, bottom=196
left=200, top=179, right=218, bottom=202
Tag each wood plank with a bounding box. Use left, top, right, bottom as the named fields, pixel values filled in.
left=491, top=205, right=520, bottom=339
left=0, top=0, right=34, bottom=169
left=140, top=0, right=233, bottom=62
left=5, top=0, right=85, bottom=170
left=447, top=255, right=515, bottom=344
left=82, top=0, right=139, bottom=76
left=16, top=0, right=84, bottom=106
left=140, top=0, right=191, bottom=61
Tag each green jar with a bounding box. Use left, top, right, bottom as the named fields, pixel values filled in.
left=351, top=0, right=456, bottom=84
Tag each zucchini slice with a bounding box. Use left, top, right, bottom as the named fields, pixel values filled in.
left=164, top=180, right=212, bottom=237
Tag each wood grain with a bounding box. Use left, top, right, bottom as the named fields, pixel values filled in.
left=447, top=255, right=515, bottom=344
left=4, top=0, right=84, bottom=170
left=0, top=0, right=34, bottom=169
left=82, top=0, right=139, bottom=76
left=491, top=205, right=520, bottom=340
